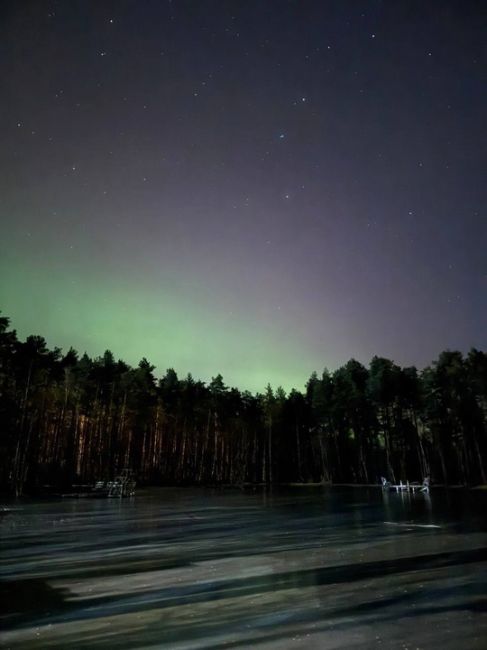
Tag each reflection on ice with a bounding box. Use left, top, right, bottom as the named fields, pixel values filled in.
left=1, top=487, right=486, bottom=649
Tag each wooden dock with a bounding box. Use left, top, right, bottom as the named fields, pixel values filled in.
left=390, top=481, right=427, bottom=493
left=382, top=477, right=430, bottom=494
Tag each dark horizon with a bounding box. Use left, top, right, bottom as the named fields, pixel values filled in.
left=1, top=310, right=486, bottom=498
left=1, top=309, right=485, bottom=395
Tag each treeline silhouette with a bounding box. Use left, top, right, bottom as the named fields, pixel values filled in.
left=0, top=312, right=486, bottom=495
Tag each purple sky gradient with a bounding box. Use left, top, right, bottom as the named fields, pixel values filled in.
left=1, top=0, right=486, bottom=391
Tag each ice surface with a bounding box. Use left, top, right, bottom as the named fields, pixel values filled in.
left=1, top=487, right=486, bottom=649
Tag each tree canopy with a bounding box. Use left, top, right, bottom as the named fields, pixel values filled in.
left=0, top=312, right=485, bottom=495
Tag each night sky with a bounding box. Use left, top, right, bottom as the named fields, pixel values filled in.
left=1, top=1, right=486, bottom=392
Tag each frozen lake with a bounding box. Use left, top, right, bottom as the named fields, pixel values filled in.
left=1, top=487, right=486, bottom=649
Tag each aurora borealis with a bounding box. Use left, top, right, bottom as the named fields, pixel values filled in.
left=1, top=1, right=486, bottom=392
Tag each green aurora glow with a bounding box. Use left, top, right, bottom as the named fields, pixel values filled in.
left=0, top=249, right=317, bottom=393
left=2, top=2, right=485, bottom=393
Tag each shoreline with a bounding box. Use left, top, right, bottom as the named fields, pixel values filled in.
left=3, top=482, right=487, bottom=499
